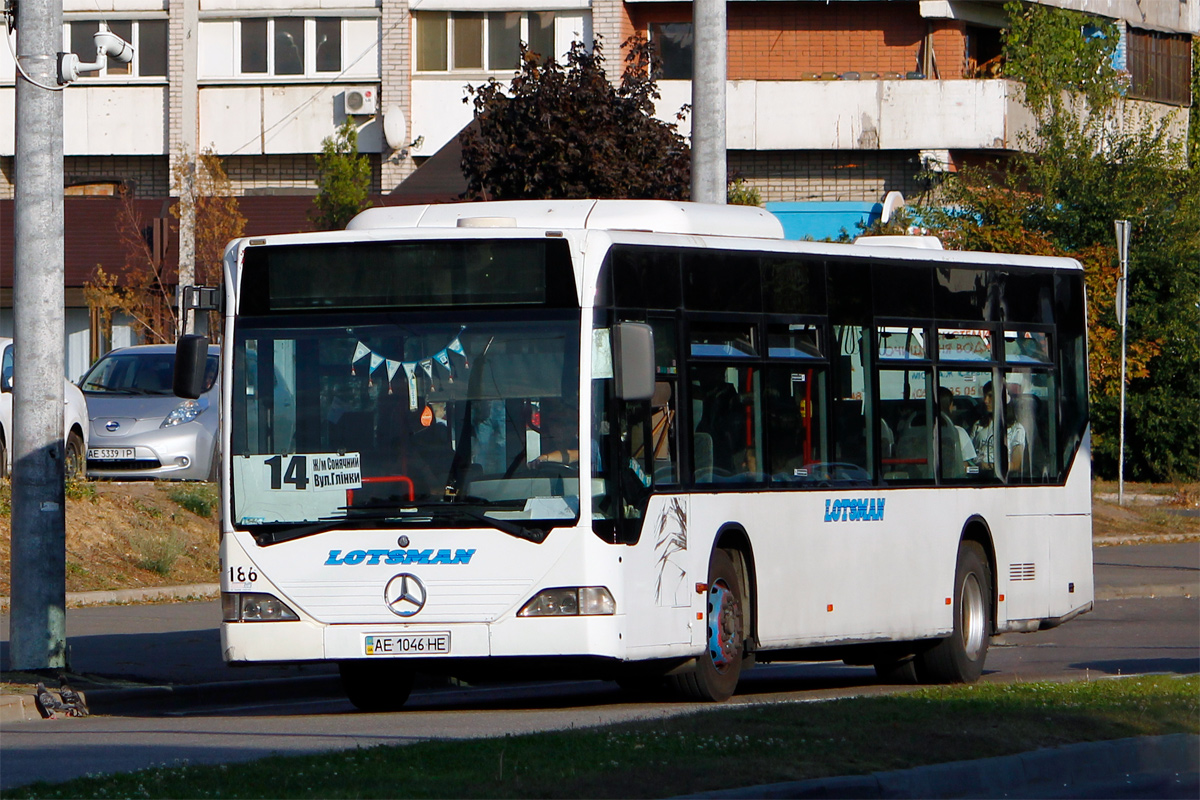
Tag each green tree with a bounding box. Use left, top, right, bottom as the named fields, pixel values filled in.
left=916, top=5, right=1199, bottom=481
left=460, top=36, right=690, bottom=200
left=311, top=121, right=373, bottom=230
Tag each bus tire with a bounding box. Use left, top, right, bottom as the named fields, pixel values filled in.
left=916, top=541, right=991, bottom=683
left=874, top=656, right=919, bottom=684
left=668, top=549, right=745, bottom=702
left=338, top=660, right=415, bottom=712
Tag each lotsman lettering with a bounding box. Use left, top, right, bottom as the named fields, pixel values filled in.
left=364, top=549, right=390, bottom=565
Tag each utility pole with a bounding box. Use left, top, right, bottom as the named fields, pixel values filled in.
left=10, top=0, right=69, bottom=670
left=691, top=0, right=726, bottom=204
left=1114, top=220, right=1131, bottom=507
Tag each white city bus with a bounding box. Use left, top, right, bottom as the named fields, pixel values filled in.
left=192, top=200, right=1092, bottom=709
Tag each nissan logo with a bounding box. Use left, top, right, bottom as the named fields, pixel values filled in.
left=384, top=573, right=428, bottom=617
left=105, top=420, right=120, bottom=432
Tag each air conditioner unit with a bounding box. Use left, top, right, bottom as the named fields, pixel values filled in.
left=342, top=87, right=377, bottom=116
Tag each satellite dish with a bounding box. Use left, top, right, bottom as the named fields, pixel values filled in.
left=881, top=191, right=905, bottom=224
left=382, top=105, right=407, bottom=149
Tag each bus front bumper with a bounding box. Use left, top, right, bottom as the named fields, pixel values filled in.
left=221, top=614, right=628, bottom=664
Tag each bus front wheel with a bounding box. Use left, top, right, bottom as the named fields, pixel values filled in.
left=916, top=541, right=991, bottom=683
left=339, top=660, right=415, bottom=712
left=669, top=549, right=746, bottom=702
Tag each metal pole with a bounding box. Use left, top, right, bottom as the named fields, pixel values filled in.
left=690, top=0, right=726, bottom=204
left=1114, top=220, right=1131, bottom=507
left=10, top=0, right=69, bottom=670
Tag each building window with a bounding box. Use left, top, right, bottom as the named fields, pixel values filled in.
left=65, top=19, right=168, bottom=79
left=1127, top=27, right=1192, bottom=107
left=650, top=22, right=693, bottom=80
left=415, top=11, right=567, bottom=72
left=240, top=18, right=345, bottom=77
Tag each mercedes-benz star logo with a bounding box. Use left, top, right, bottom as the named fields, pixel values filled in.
left=384, top=573, right=427, bottom=617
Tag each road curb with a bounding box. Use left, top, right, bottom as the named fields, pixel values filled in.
left=0, top=674, right=344, bottom=725
left=675, top=734, right=1199, bottom=799
left=0, top=584, right=220, bottom=611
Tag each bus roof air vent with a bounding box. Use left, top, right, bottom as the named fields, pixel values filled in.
left=457, top=217, right=517, bottom=228
left=853, top=235, right=944, bottom=250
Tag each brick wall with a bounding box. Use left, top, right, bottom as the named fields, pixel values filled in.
left=729, top=150, right=927, bottom=203
left=627, top=2, right=968, bottom=80
left=64, top=157, right=172, bottom=197
left=223, top=154, right=382, bottom=196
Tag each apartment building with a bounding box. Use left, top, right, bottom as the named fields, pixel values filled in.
left=0, top=1, right=1195, bottom=375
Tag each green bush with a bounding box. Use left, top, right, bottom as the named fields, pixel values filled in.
left=168, top=483, right=218, bottom=518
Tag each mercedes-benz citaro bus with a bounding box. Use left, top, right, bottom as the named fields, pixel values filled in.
left=174, top=200, right=1092, bottom=710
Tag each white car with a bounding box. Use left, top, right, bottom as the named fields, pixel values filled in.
left=0, top=337, right=90, bottom=479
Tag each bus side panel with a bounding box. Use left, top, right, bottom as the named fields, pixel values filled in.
left=686, top=490, right=959, bottom=652
left=1046, top=429, right=1094, bottom=619
left=621, top=494, right=703, bottom=660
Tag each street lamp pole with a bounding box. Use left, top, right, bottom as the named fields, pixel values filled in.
left=1113, top=220, right=1131, bottom=507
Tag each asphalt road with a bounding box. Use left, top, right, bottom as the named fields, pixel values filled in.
left=0, top=543, right=1196, bottom=794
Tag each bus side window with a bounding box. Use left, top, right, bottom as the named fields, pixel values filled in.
left=830, top=325, right=874, bottom=480
left=766, top=367, right=828, bottom=485
left=691, top=366, right=761, bottom=483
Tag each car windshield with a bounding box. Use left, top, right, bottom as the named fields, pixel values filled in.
left=230, top=314, right=581, bottom=534
left=81, top=351, right=217, bottom=395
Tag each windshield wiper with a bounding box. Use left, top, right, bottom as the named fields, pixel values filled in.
left=250, top=503, right=548, bottom=546
left=249, top=508, right=415, bottom=546
left=438, top=505, right=547, bottom=543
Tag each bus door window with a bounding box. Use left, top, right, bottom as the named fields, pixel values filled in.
left=830, top=325, right=874, bottom=480
left=881, top=369, right=933, bottom=481
left=632, top=381, right=678, bottom=484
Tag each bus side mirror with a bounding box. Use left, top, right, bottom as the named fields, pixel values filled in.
left=613, top=322, right=655, bottom=402
left=174, top=334, right=210, bottom=399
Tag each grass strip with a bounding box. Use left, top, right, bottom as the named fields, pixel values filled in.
left=10, top=675, right=1198, bottom=799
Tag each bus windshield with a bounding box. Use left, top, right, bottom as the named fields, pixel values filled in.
left=230, top=315, right=581, bottom=535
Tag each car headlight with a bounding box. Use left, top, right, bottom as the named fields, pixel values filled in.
left=223, top=592, right=300, bottom=622
left=518, top=587, right=615, bottom=617
left=161, top=399, right=203, bottom=428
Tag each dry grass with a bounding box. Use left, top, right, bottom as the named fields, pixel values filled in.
left=0, top=480, right=219, bottom=598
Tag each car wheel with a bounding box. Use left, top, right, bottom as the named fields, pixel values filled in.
left=0, top=434, right=7, bottom=480
left=65, top=431, right=85, bottom=480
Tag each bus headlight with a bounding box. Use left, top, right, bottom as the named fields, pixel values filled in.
left=223, top=592, right=300, bottom=622
left=518, top=587, right=615, bottom=617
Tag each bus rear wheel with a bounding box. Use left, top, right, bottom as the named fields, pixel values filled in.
left=339, top=660, right=415, bottom=711
left=916, top=541, right=991, bottom=683
left=668, top=549, right=745, bottom=702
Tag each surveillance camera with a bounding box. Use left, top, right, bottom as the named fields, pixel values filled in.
left=95, top=30, right=134, bottom=63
